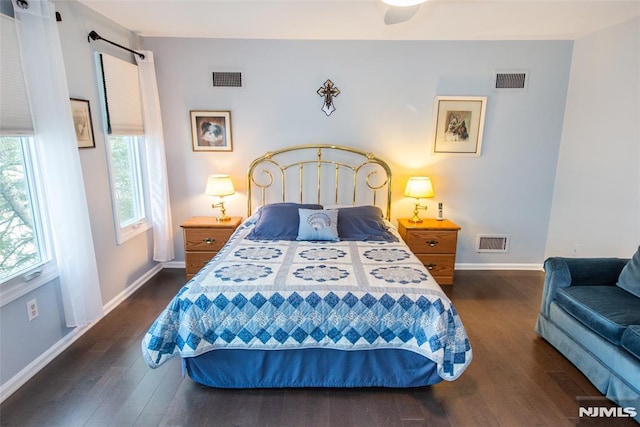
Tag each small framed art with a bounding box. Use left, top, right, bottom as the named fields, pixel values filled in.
left=190, top=110, right=233, bottom=152
left=432, top=96, right=487, bottom=156
left=70, top=98, right=95, bottom=149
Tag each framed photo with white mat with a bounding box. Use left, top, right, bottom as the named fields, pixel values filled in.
left=432, top=96, right=487, bottom=156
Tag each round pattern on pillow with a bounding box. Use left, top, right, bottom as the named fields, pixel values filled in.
left=306, top=212, right=332, bottom=230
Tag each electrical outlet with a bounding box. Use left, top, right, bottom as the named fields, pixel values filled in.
left=27, top=299, right=38, bottom=321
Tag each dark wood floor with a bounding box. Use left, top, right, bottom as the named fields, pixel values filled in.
left=1, top=269, right=636, bottom=426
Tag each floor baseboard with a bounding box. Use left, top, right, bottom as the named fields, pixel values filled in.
left=162, top=261, right=185, bottom=269
left=456, top=263, right=543, bottom=271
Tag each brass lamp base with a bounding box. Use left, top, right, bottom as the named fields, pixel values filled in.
left=409, top=202, right=427, bottom=223
left=408, top=215, right=423, bottom=223
left=213, top=201, right=230, bottom=221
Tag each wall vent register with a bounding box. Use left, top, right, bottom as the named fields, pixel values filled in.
left=476, top=234, right=510, bottom=253
left=212, top=72, right=243, bottom=87
left=493, top=71, right=528, bottom=90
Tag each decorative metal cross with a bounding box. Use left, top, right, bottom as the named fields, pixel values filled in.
left=317, top=79, right=341, bottom=116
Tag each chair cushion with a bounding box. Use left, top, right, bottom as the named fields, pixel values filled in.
left=621, top=325, right=640, bottom=361
left=555, top=286, right=640, bottom=345
left=617, top=246, right=640, bottom=298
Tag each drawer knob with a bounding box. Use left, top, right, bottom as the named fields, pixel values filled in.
left=426, top=239, right=439, bottom=247
left=203, top=237, right=215, bottom=245
left=426, top=263, right=436, bottom=270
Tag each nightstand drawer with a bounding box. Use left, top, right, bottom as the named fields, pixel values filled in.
left=404, top=230, right=458, bottom=254
left=184, top=228, right=233, bottom=251
left=181, top=217, right=242, bottom=280
left=185, top=251, right=217, bottom=275
left=413, top=254, right=455, bottom=277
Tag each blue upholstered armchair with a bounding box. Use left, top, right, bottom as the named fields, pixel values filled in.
left=536, top=248, right=640, bottom=422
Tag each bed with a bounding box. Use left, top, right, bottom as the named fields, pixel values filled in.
left=142, top=144, right=472, bottom=388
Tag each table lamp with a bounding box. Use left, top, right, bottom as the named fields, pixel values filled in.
left=205, top=174, right=235, bottom=221
left=404, top=176, right=434, bottom=223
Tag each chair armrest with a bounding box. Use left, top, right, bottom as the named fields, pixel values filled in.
left=539, top=257, right=628, bottom=317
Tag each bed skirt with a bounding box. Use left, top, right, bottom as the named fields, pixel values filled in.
left=183, top=348, right=443, bottom=388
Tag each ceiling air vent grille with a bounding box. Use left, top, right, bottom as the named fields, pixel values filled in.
left=493, top=70, right=528, bottom=90
left=212, top=72, right=242, bottom=87
left=477, top=234, right=510, bottom=253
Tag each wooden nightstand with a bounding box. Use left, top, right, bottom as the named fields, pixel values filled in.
left=181, top=216, right=242, bottom=279
left=397, top=218, right=461, bottom=285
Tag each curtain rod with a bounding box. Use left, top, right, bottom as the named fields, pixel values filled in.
left=87, top=31, right=145, bottom=60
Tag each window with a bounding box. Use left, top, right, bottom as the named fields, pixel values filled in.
left=0, top=14, right=56, bottom=303
left=97, top=53, right=150, bottom=244
left=106, top=135, right=150, bottom=243
left=0, top=136, right=52, bottom=286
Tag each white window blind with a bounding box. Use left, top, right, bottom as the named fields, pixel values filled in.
left=98, top=53, right=144, bottom=136
left=0, top=14, right=34, bottom=136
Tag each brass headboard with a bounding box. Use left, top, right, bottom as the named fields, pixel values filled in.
left=247, top=144, right=392, bottom=220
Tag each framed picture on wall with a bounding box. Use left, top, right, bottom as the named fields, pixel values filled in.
left=70, top=98, right=95, bottom=149
left=190, top=110, right=233, bottom=152
left=432, top=96, right=487, bottom=156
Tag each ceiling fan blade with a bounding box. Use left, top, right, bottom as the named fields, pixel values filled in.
left=384, top=4, right=421, bottom=25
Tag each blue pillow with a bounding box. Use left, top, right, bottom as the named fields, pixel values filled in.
left=297, top=209, right=339, bottom=241
left=617, top=246, right=640, bottom=298
left=246, top=203, right=323, bottom=240
left=336, top=206, right=398, bottom=242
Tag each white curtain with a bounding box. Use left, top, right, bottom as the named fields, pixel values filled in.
left=135, top=51, right=175, bottom=262
left=12, top=0, right=103, bottom=326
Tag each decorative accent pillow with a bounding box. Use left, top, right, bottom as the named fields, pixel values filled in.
left=336, top=205, right=398, bottom=242
left=617, top=246, right=640, bottom=298
left=246, top=203, right=323, bottom=240
left=297, top=208, right=339, bottom=241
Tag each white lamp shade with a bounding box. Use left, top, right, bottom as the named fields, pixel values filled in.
left=404, top=177, right=434, bottom=199
left=382, top=0, right=427, bottom=7
left=205, top=174, right=235, bottom=197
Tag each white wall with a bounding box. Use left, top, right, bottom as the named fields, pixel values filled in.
left=546, top=18, right=640, bottom=258
left=142, top=37, right=573, bottom=267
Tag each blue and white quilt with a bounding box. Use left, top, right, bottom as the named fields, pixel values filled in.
left=142, top=222, right=472, bottom=381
